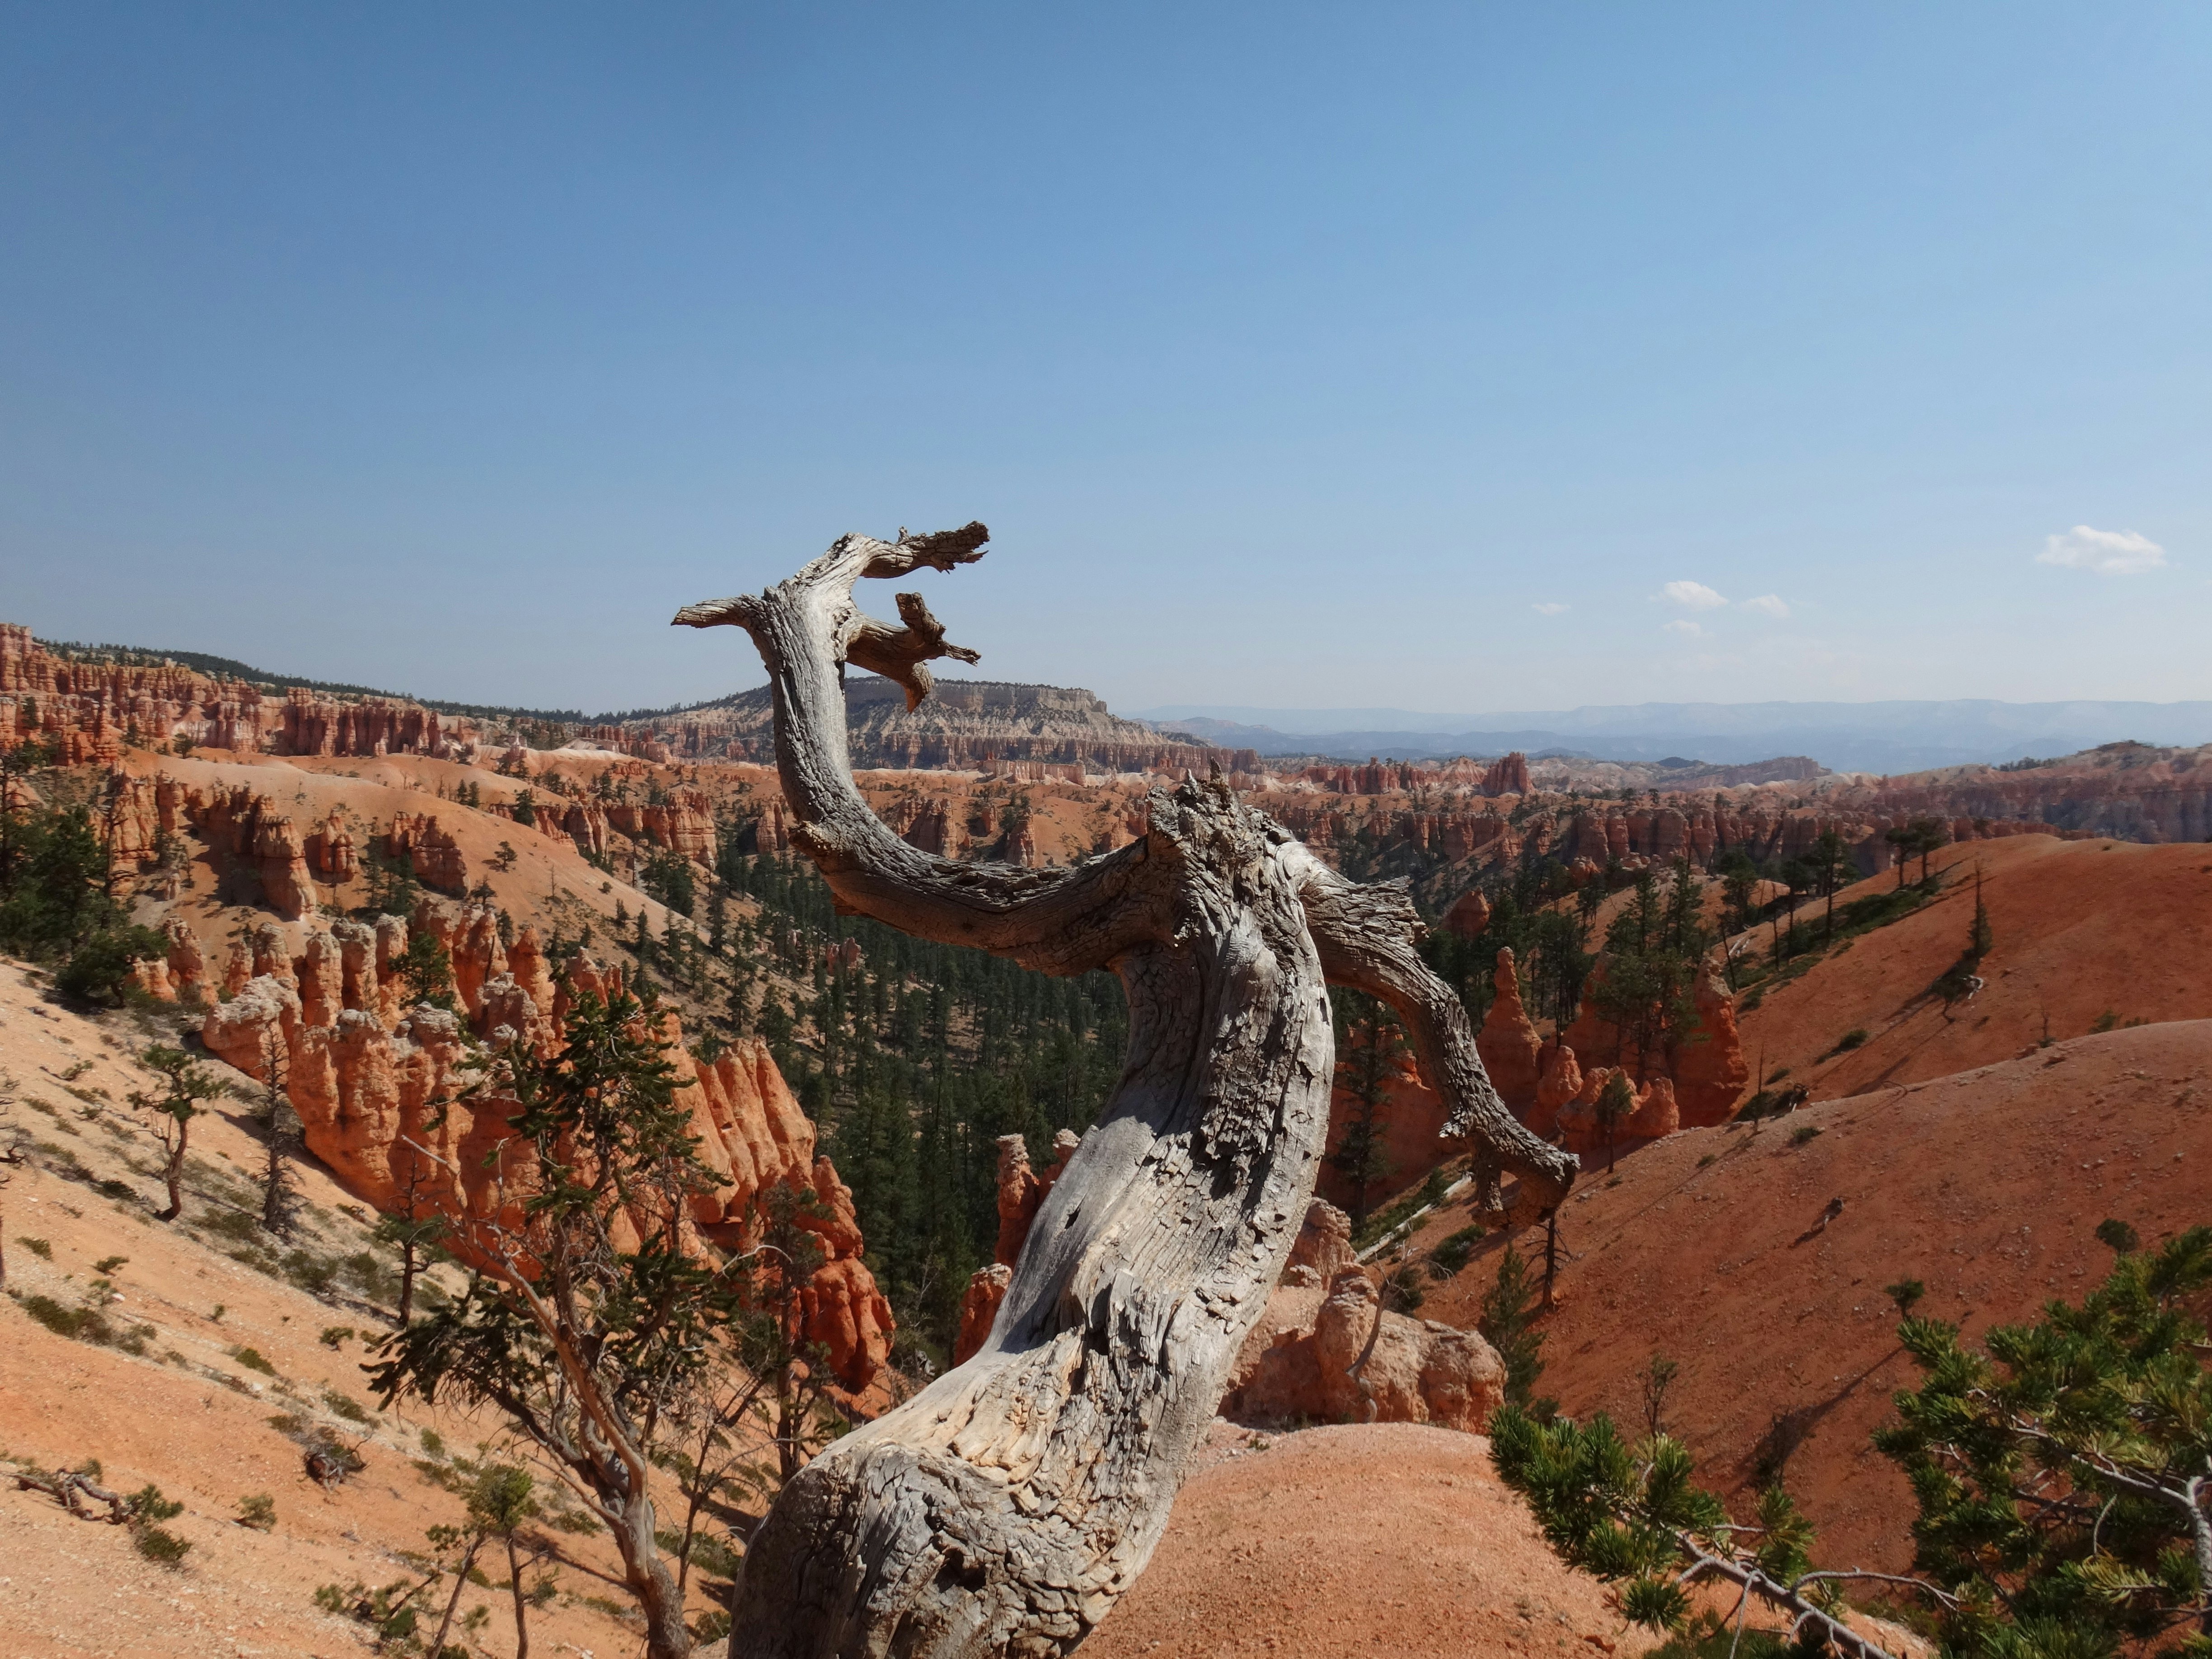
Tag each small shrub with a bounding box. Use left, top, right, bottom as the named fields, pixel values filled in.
left=2090, top=1009, right=2119, bottom=1034
left=95, top=1178, right=133, bottom=1200
left=322, top=1389, right=370, bottom=1424
left=196, top=1207, right=262, bottom=1244
left=136, top=1525, right=192, bottom=1565
left=236, top=1493, right=277, bottom=1531
left=339, top=1250, right=392, bottom=1300
left=317, top=1580, right=423, bottom=1644
left=229, top=1345, right=277, bottom=1376
left=1789, top=1125, right=1822, bottom=1147
left=418, top=1427, right=445, bottom=1457
left=127, top=1484, right=189, bottom=1566
left=318, top=1325, right=356, bottom=1349
left=1429, top=1224, right=1484, bottom=1278
left=1830, top=1028, right=1868, bottom=1054
left=281, top=1250, right=338, bottom=1296
left=1695, top=1153, right=1716, bottom=1169
left=20, top=1293, right=117, bottom=1345
left=94, top=1255, right=128, bottom=1274
left=1767, top=1066, right=1791, bottom=1082
left=16, top=1236, right=52, bottom=1261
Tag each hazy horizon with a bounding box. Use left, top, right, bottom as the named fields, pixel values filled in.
left=5, top=8, right=2207, bottom=714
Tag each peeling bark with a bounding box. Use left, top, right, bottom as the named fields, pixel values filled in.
left=677, top=526, right=1575, bottom=1656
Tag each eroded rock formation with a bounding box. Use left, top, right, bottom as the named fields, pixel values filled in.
left=953, top=1129, right=1083, bottom=1364
left=1475, top=948, right=1542, bottom=1115
left=387, top=813, right=468, bottom=894
left=0, top=623, right=476, bottom=759
left=199, top=904, right=892, bottom=1391
left=1554, top=1066, right=1681, bottom=1160
left=1220, top=1259, right=1505, bottom=1433
left=1561, top=960, right=1749, bottom=1129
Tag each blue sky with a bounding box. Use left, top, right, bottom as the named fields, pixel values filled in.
left=3, top=5, right=2207, bottom=716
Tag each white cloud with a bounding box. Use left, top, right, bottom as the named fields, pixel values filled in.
left=1658, top=580, right=1727, bottom=610
left=2037, top=525, right=2167, bottom=575
left=1663, top=619, right=1704, bottom=637
left=1530, top=601, right=1570, bottom=616
left=1740, top=594, right=1790, bottom=618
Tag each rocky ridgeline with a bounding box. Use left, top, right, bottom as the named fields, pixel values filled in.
left=588, top=676, right=1258, bottom=775
left=135, top=898, right=893, bottom=1392
left=1251, top=780, right=2107, bottom=890
left=0, top=624, right=478, bottom=761
left=1825, top=740, right=2212, bottom=845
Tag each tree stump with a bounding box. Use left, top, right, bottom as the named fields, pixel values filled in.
left=676, top=525, right=1575, bottom=1656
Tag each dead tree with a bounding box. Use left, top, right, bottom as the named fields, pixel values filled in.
left=676, top=525, right=1576, bottom=1657
left=0, top=1070, right=25, bottom=1292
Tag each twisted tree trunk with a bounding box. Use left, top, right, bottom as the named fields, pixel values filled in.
left=676, top=526, right=1575, bottom=1657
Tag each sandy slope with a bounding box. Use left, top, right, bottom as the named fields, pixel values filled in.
left=1407, top=1018, right=2212, bottom=1575
left=1732, top=834, right=2212, bottom=1099
left=1082, top=1422, right=1656, bottom=1659
left=116, top=747, right=698, bottom=974
left=0, top=961, right=712, bottom=1659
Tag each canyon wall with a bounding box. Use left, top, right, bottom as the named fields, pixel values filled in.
left=0, top=625, right=476, bottom=761
left=187, top=899, right=893, bottom=1392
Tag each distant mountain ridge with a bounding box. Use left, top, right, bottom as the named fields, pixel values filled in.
left=38, top=623, right=2207, bottom=775
left=1141, top=699, right=2212, bottom=773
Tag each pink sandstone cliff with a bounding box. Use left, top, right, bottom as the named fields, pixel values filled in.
left=199, top=901, right=892, bottom=1391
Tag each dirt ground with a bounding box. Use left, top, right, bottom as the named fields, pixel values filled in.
left=1731, top=834, right=2212, bottom=1098
left=1406, top=1017, right=2212, bottom=1575
left=1084, top=1420, right=1923, bottom=1659
left=0, top=961, right=717, bottom=1659
left=1083, top=1421, right=1658, bottom=1659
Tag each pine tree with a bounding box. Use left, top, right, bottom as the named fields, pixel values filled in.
left=1593, top=1070, right=1636, bottom=1175
left=256, top=1029, right=301, bottom=1239
left=1327, top=991, right=1402, bottom=1223
left=1476, top=1244, right=1552, bottom=1415
left=1874, top=1224, right=2212, bottom=1653
left=1494, top=1223, right=2212, bottom=1656
left=368, top=989, right=727, bottom=1659
left=393, top=930, right=458, bottom=1013
left=1932, top=864, right=1994, bottom=1013
left=128, top=1045, right=226, bottom=1221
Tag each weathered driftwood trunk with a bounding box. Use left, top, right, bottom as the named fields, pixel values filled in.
left=676, top=526, right=1575, bottom=1657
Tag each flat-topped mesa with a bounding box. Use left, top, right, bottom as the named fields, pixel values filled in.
left=676, top=522, right=1573, bottom=1656
left=198, top=904, right=893, bottom=1392
left=594, top=671, right=1260, bottom=775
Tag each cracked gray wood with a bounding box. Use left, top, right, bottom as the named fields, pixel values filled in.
left=675, top=525, right=1577, bottom=1656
